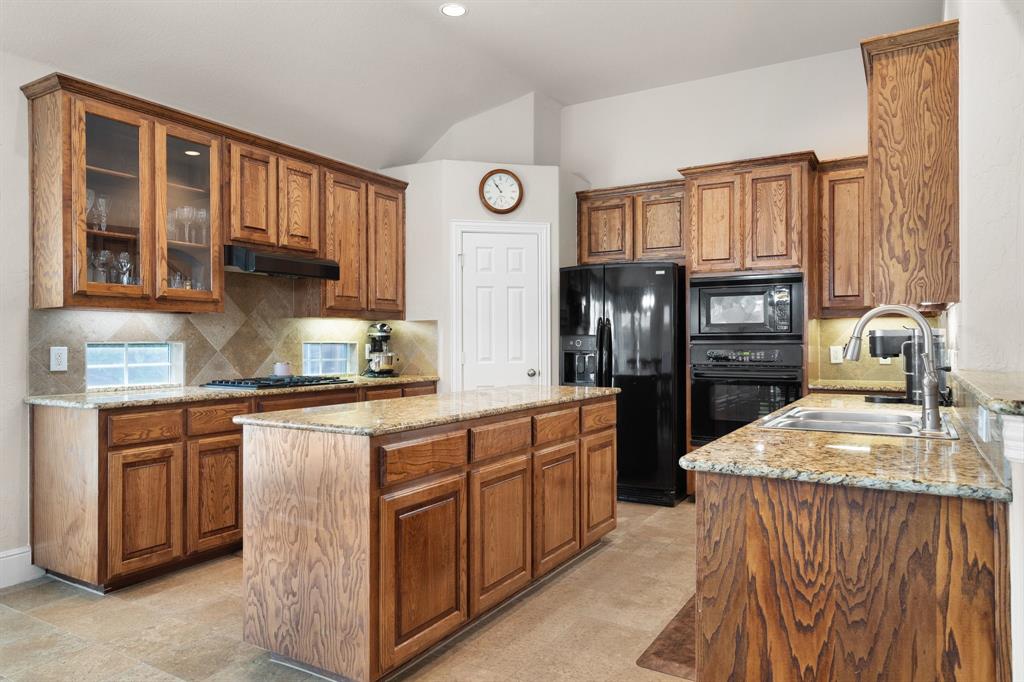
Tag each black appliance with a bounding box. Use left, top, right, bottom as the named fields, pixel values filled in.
left=560, top=263, right=684, bottom=507
left=202, top=375, right=354, bottom=390
left=690, top=342, right=803, bottom=445
left=223, top=245, right=341, bottom=280
left=690, top=272, right=803, bottom=339
left=865, top=328, right=953, bottom=405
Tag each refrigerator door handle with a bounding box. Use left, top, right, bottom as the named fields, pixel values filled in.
left=595, top=318, right=605, bottom=386
left=600, top=317, right=613, bottom=387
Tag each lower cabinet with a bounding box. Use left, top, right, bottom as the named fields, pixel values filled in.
left=580, top=430, right=617, bottom=547
left=469, top=454, right=532, bottom=616
left=107, top=443, right=185, bottom=579
left=379, top=473, right=468, bottom=671
left=366, top=387, right=404, bottom=401
left=532, top=440, right=581, bottom=577
left=186, top=434, right=243, bottom=554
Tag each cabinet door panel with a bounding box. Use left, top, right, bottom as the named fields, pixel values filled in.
left=107, top=443, right=184, bottom=578
left=532, top=441, right=580, bottom=577
left=470, top=454, right=531, bottom=616
left=255, top=390, right=359, bottom=413
left=379, top=474, right=467, bottom=671
left=688, top=174, right=743, bottom=272
left=229, top=142, right=277, bottom=246
left=367, top=184, right=405, bottom=313
left=634, top=188, right=686, bottom=261
left=278, top=157, right=319, bottom=253
left=745, top=165, right=802, bottom=269
left=821, top=162, right=870, bottom=310
left=580, top=430, right=617, bottom=547
left=402, top=384, right=436, bottom=398
left=187, top=435, right=242, bottom=554
left=323, top=170, right=368, bottom=313
left=579, top=195, right=633, bottom=264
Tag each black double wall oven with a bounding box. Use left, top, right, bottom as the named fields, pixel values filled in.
left=689, top=273, right=804, bottom=447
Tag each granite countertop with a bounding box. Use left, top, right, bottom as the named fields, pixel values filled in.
left=808, top=379, right=906, bottom=393
left=234, top=385, right=620, bottom=437
left=680, top=393, right=1010, bottom=502
left=23, top=374, right=441, bottom=409
left=952, top=370, right=1024, bottom=416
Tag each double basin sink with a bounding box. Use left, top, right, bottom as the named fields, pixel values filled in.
left=763, top=407, right=958, bottom=440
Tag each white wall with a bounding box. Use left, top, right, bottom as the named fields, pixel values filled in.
left=560, top=48, right=868, bottom=188
left=419, top=94, right=537, bottom=165
left=382, top=160, right=560, bottom=394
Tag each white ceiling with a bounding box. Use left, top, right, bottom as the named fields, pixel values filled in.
left=1, top=0, right=942, bottom=170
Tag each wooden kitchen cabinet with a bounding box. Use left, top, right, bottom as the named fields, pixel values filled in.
left=819, top=157, right=871, bottom=312
left=532, top=440, right=580, bottom=577
left=580, top=427, right=617, bottom=548
left=228, top=141, right=278, bottom=247
left=864, top=21, right=959, bottom=306
left=322, top=169, right=368, bottom=314
left=379, top=473, right=468, bottom=670
left=634, top=187, right=687, bottom=261
left=186, top=434, right=243, bottom=554
left=577, top=180, right=686, bottom=265
left=686, top=173, right=743, bottom=273
left=578, top=194, right=633, bottom=263
left=107, top=442, right=185, bottom=579
left=367, top=183, right=405, bottom=314
left=469, top=454, right=532, bottom=616
left=744, top=164, right=803, bottom=269
left=277, top=157, right=319, bottom=253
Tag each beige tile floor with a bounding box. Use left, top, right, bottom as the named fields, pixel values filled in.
left=0, top=501, right=695, bottom=681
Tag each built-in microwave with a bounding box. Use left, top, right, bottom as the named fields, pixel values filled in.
left=689, top=273, right=803, bottom=340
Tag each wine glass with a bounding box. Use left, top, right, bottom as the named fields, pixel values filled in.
left=195, top=208, right=209, bottom=245
left=96, top=196, right=109, bottom=232
left=176, top=206, right=196, bottom=243
left=116, top=252, right=133, bottom=285
left=86, top=190, right=96, bottom=229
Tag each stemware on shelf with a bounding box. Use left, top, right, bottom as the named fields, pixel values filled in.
left=96, top=195, right=109, bottom=232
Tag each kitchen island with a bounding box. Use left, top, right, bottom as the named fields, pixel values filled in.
left=235, top=385, right=620, bottom=681
left=680, top=393, right=1011, bottom=681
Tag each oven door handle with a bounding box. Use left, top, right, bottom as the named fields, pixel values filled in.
left=692, top=370, right=802, bottom=382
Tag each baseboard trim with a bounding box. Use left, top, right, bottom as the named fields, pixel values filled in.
left=0, top=546, right=44, bottom=589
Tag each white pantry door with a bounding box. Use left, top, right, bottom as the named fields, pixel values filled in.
left=460, top=230, right=543, bottom=389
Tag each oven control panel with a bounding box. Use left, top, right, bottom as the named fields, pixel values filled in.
left=692, top=343, right=803, bottom=368
left=703, top=349, right=780, bottom=363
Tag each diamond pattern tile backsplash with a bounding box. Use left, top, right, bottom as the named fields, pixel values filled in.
left=29, top=273, right=438, bottom=395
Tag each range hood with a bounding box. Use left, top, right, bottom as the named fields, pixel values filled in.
left=223, top=245, right=340, bottom=280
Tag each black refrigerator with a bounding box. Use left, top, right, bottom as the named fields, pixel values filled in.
left=559, top=263, right=684, bottom=506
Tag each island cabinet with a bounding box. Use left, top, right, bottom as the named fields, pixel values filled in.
left=577, top=180, right=686, bottom=265
left=241, top=390, right=618, bottom=681
left=680, top=152, right=818, bottom=276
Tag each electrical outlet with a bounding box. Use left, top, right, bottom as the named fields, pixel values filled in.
left=49, top=346, right=68, bottom=372
left=829, top=346, right=844, bottom=364
left=365, top=343, right=372, bottom=360
left=879, top=356, right=892, bottom=365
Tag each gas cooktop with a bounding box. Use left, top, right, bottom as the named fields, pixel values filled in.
left=202, top=376, right=354, bottom=390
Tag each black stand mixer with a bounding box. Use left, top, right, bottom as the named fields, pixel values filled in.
left=865, top=328, right=952, bottom=405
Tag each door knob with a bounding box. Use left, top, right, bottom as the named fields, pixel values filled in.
left=527, top=368, right=537, bottom=378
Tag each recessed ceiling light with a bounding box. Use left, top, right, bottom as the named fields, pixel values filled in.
left=184, top=150, right=201, bottom=156
left=440, top=3, right=466, bottom=17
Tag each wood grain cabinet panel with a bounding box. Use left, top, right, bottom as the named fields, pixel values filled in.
left=533, top=408, right=580, bottom=447
left=107, top=443, right=184, bottom=578
left=277, top=157, right=319, bottom=253
left=581, top=400, right=616, bottom=433
left=107, top=409, right=184, bottom=447
left=187, top=434, right=243, bottom=553
left=402, top=384, right=436, bottom=397
left=532, top=441, right=580, bottom=577
left=864, top=21, right=959, bottom=306
left=255, top=390, right=359, bottom=413
left=580, top=429, right=617, bottom=547
left=819, top=158, right=870, bottom=311
left=379, top=431, right=468, bottom=487
left=744, top=165, right=802, bottom=269
left=579, top=195, right=633, bottom=264
left=379, top=474, right=468, bottom=672
left=229, top=142, right=278, bottom=246
left=186, top=401, right=250, bottom=436
left=365, top=387, right=404, bottom=402
left=470, top=417, right=532, bottom=463
left=633, top=189, right=686, bottom=261
left=323, top=169, right=368, bottom=313
left=687, top=173, right=743, bottom=273
left=470, top=454, right=532, bottom=616
left=368, top=184, right=405, bottom=314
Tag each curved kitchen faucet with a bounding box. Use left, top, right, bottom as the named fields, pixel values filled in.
left=843, top=304, right=943, bottom=433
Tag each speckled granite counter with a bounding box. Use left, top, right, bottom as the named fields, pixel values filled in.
left=952, top=370, right=1024, bottom=416
left=235, top=385, right=620, bottom=436
left=809, top=379, right=905, bottom=393
left=680, top=393, right=1010, bottom=501
left=24, top=374, right=440, bottom=409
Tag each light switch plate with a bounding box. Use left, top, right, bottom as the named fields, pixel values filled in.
left=50, top=346, right=68, bottom=372
left=879, top=357, right=892, bottom=365
left=829, top=346, right=844, bottom=364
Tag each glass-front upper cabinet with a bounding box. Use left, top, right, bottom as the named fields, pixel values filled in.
left=155, top=123, right=221, bottom=302
left=72, top=98, right=152, bottom=298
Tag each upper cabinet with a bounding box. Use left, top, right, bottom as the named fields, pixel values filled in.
left=577, top=180, right=685, bottom=265
left=680, top=152, right=817, bottom=275
left=863, top=21, right=959, bottom=306
left=819, top=157, right=870, bottom=313
left=23, top=74, right=406, bottom=315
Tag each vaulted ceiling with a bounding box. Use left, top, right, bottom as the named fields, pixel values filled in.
left=1, top=0, right=942, bottom=169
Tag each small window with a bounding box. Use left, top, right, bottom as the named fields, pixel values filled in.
left=303, top=342, right=357, bottom=376
left=86, top=342, right=184, bottom=389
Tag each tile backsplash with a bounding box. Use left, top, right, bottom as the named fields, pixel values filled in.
left=808, top=316, right=942, bottom=384
left=29, top=272, right=438, bottom=395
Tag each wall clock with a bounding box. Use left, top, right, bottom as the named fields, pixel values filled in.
left=479, top=169, right=523, bottom=214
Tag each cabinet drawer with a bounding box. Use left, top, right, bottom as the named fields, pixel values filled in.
left=532, top=408, right=580, bottom=446
left=366, top=387, right=404, bottom=401
left=581, top=400, right=616, bottom=433
left=470, top=417, right=532, bottom=463
left=187, top=401, right=251, bottom=436
left=107, top=409, right=184, bottom=447
left=380, top=431, right=469, bottom=486
left=402, top=384, right=436, bottom=397
left=256, top=391, right=358, bottom=413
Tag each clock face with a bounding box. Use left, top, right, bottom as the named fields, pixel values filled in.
left=480, top=171, right=522, bottom=213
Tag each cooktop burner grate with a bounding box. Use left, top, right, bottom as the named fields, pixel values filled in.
left=202, top=376, right=355, bottom=390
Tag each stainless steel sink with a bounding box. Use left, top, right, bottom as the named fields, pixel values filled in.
left=762, top=407, right=958, bottom=440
